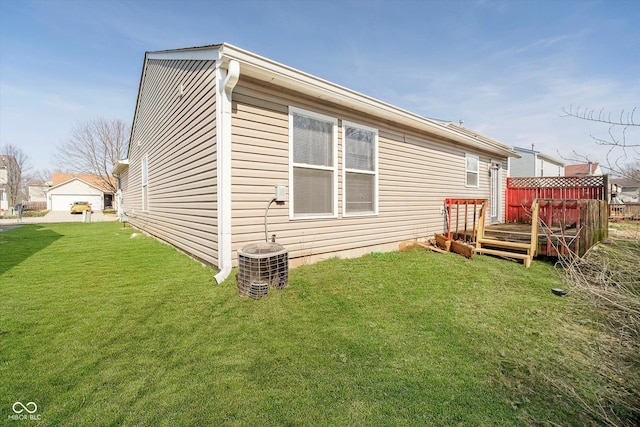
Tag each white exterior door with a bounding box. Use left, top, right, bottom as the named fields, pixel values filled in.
left=490, top=163, right=501, bottom=223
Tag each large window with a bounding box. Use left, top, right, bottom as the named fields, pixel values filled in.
left=289, top=108, right=337, bottom=218
left=343, top=121, right=378, bottom=216
left=465, top=153, right=479, bottom=188
left=141, top=155, right=148, bottom=211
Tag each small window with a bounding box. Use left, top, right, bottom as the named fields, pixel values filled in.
left=465, top=154, right=479, bottom=188
left=141, top=155, right=148, bottom=211
left=343, top=121, right=378, bottom=216
left=289, top=107, right=338, bottom=218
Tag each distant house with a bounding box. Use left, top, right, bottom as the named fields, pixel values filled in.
left=508, top=146, right=565, bottom=177
left=565, top=162, right=602, bottom=177
left=27, top=180, right=50, bottom=203
left=114, top=43, right=519, bottom=282
left=47, top=172, right=115, bottom=211
left=611, top=178, right=640, bottom=203
left=0, top=156, right=9, bottom=210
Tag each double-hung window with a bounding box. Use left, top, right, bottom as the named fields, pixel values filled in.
left=141, top=155, right=148, bottom=211
left=289, top=107, right=338, bottom=218
left=343, top=121, right=378, bottom=216
left=465, top=153, right=479, bottom=188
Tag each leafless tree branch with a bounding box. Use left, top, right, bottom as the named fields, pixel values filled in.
left=0, top=144, right=32, bottom=207
left=54, top=118, right=130, bottom=193
left=561, top=105, right=638, bottom=127
left=561, top=106, right=639, bottom=181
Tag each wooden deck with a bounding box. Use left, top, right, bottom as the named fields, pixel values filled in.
left=445, top=198, right=608, bottom=267
left=609, top=202, right=640, bottom=221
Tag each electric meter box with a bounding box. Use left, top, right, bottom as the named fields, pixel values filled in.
left=275, top=185, right=287, bottom=202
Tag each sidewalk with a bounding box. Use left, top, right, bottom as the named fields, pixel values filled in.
left=0, top=210, right=119, bottom=226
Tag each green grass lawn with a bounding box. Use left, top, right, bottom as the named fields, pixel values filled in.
left=0, top=222, right=611, bottom=425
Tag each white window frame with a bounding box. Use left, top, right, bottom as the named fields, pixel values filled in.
left=342, top=120, right=378, bottom=217
left=465, top=153, right=480, bottom=188
left=141, top=155, right=148, bottom=211
left=288, top=107, right=338, bottom=220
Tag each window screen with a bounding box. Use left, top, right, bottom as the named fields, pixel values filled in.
left=344, top=123, right=377, bottom=215
left=291, top=109, right=336, bottom=217
left=466, top=154, right=479, bottom=188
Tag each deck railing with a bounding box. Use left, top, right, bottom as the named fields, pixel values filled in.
left=609, top=202, right=640, bottom=220
left=444, top=198, right=487, bottom=242
left=506, top=175, right=607, bottom=223
left=535, top=198, right=608, bottom=257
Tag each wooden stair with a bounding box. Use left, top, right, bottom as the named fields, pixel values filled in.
left=474, top=200, right=539, bottom=268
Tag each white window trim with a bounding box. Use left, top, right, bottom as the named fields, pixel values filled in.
left=465, top=153, right=480, bottom=188
left=141, top=154, right=149, bottom=211
left=288, top=106, right=338, bottom=220
left=342, top=120, right=378, bottom=217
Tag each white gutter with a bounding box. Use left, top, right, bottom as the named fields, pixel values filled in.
left=214, top=59, right=239, bottom=284
left=112, top=159, right=129, bottom=176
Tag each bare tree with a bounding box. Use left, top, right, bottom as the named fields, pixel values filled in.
left=55, top=118, right=130, bottom=193
left=30, top=168, right=52, bottom=183
left=561, top=106, right=639, bottom=182
left=0, top=144, right=32, bottom=208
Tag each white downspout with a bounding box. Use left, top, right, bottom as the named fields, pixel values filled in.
left=214, top=59, right=240, bottom=284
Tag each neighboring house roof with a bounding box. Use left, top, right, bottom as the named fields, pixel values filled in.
left=51, top=172, right=115, bottom=193
left=611, top=178, right=640, bottom=188
left=538, top=152, right=565, bottom=165
left=445, top=123, right=520, bottom=157
left=47, top=176, right=107, bottom=193
left=512, top=146, right=564, bottom=165
left=131, top=43, right=517, bottom=160
left=565, top=163, right=601, bottom=176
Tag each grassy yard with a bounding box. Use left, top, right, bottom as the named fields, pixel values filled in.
left=0, top=222, right=622, bottom=425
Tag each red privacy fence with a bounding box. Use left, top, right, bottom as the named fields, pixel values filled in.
left=506, top=175, right=608, bottom=223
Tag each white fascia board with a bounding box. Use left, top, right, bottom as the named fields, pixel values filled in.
left=127, top=46, right=223, bottom=160
left=218, top=43, right=516, bottom=158
left=448, top=124, right=520, bottom=157
left=537, top=152, right=565, bottom=166
left=146, top=45, right=222, bottom=61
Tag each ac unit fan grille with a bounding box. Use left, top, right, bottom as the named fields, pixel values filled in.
left=237, top=242, right=288, bottom=299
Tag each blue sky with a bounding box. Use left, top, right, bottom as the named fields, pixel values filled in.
left=1, top=0, right=638, bottom=173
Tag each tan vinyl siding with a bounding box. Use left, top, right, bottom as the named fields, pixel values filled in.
left=230, top=77, right=505, bottom=266
left=124, top=58, right=219, bottom=266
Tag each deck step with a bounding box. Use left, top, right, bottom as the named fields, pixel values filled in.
left=477, top=238, right=532, bottom=251
left=473, top=247, right=531, bottom=260
left=474, top=247, right=533, bottom=267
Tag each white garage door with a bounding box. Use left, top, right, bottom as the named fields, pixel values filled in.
left=51, top=194, right=103, bottom=211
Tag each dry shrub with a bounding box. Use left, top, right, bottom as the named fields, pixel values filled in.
left=553, top=222, right=640, bottom=426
